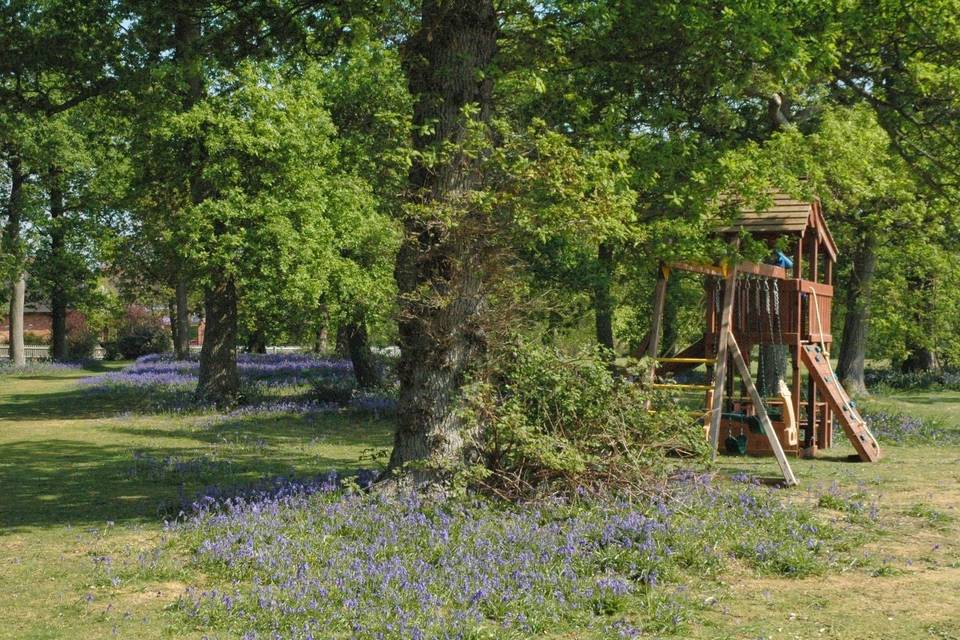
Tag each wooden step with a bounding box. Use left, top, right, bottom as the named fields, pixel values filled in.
left=799, top=345, right=881, bottom=462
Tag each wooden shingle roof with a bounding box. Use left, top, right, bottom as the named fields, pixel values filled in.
left=720, top=191, right=838, bottom=262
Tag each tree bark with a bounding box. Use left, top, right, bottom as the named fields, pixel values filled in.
left=312, top=305, right=329, bottom=354
left=4, top=156, right=26, bottom=365
left=49, top=167, right=68, bottom=361
left=174, top=275, right=191, bottom=359
left=837, top=232, right=877, bottom=395
left=8, top=277, right=26, bottom=365
left=594, top=241, right=615, bottom=352
left=344, top=313, right=381, bottom=388
left=388, top=0, right=498, bottom=481
left=168, top=297, right=178, bottom=348
left=660, top=273, right=684, bottom=357
left=901, top=346, right=940, bottom=373
left=247, top=325, right=267, bottom=354
left=175, top=9, right=239, bottom=402
left=900, top=273, right=941, bottom=373
left=196, top=278, right=239, bottom=404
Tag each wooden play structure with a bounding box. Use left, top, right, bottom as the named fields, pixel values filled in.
left=645, top=191, right=881, bottom=486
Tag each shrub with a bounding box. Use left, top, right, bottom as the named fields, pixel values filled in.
left=101, top=340, right=123, bottom=360
left=65, top=313, right=99, bottom=360
left=309, top=374, right=356, bottom=405
left=66, top=328, right=99, bottom=360
left=461, top=340, right=710, bottom=497
left=864, top=366, right=960, bottom=391
left=23, top=333, right=49, bottom=345
left=116, top=306, right=171, bottom=359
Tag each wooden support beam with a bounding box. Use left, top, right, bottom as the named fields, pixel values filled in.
left=708, top=263, right=738, bottom=457
left=652, top=383, right=713, bottom=391
left=727, top=332, right=799, bottom=486
left=669, top=260, right=787, bottom=280
left=644, top=265, right=670, bottom=411
left=645, top=265, right=670, bottom=367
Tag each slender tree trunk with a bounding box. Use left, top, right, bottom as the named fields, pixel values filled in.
left=660, top=273, right=683, bottom=357
left=388, top=0, right=498, bottom=481
left=313, top=305, right=329, bottom=354
left=837, top=233, right=877, bottom=395
left=9, top=277, right=25, bottom=365
left=594, top=241, right=615, bottom=352
left=49, top=167, right=68, bottom=361
left=175, top=275, right=191, bottom=359
left=344, top=312, right=381, bottom=388
left=196, top=278, right=239, bottom=404
left=4, top=156, right=26, bottom=365
left=168, top=297, right=178, bottom=348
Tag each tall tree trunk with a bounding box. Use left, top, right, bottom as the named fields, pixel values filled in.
left=900, top=274, right=941, bottom=373
left=344, top=312, right=381, bottom=388
left=4, top=156, right=26, bottom=365
left=49, top=167, right=68, bottom=361
left=901, top=346, right=940, bottom=373
left=247, top=325, right=267, bottom=354
left=196, top=278, right=239, bottom=404
left=312, top=305, right=329, bottom=354
left=660, top=273, right=683, bottom=357
left=837, top=232, right=877, bottom=395
left=175, top=9, right=239, bottom=402
left=175, top=275, right=191, bottom=359
left=388, top=0, right=498, bottom=481
left=594, top=241, right=615, bottom=352
left=168, top=297, right=178, bottom=348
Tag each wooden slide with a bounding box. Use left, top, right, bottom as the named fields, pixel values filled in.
left=799, top=344, right=881, bottom=462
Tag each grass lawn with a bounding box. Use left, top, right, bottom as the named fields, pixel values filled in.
left=864, top=389, right=960, bottom=426
left=1, top=366, right=959, bottom=639
left=0, top=363, right=393, bottom=640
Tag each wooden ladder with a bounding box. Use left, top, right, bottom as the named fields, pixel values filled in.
left=799, top=344, right=881, bottom=462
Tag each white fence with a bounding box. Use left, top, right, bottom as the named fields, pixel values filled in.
left=0, top=344, right=106, bottom=361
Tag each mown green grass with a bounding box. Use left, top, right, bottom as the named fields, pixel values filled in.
left=0, top=364, right=393, bottom=639
left=1, top=366, right=959, bottom=639
left=863, top=390, right=960, bottom=429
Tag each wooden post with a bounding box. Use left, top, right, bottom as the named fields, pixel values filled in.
left=644, top=265, right=670, bottom=410
left=794, top=233, right=804, bottom=281
left=708, top=263, right=738, bottom=457
left=645, top=264, right=670, bottom=367
left=811, top=236, right=819, bottom=283
left=728, top=332, right=799, bottom=486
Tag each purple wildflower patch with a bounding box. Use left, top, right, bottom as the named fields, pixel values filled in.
left=152, top=473, right=849, bottom=639
left=77, top=353, right=398, bottom=417
left=859, top=408, right=957, bottom=444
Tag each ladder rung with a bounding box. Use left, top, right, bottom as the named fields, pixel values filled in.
left=652, top=383, right=713, bottom=391
left=655, top=357, right=716, bottom=364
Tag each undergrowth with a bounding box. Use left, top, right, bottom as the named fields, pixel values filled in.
left=461, top=340, right=710, bottom=499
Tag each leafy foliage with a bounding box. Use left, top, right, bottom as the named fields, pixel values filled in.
left=115, top=307, right=171, bottom=359
left=461, top=340, right=710, bottom=497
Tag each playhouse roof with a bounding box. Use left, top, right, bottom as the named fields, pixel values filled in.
left=720, top=191, right=838, bottom=262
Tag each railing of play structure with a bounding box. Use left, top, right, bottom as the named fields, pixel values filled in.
left=706, top=275, right=834, bottom=347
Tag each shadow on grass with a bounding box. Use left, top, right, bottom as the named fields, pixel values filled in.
left=111, top=412, right=394, bottom=450
left=0, top=387, right=141, bottom=421
left=0, top=440, right=386, bottom=535
left=0, top=417, right=391, bottom=532
left=815, top=453, right=864, bottom=463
